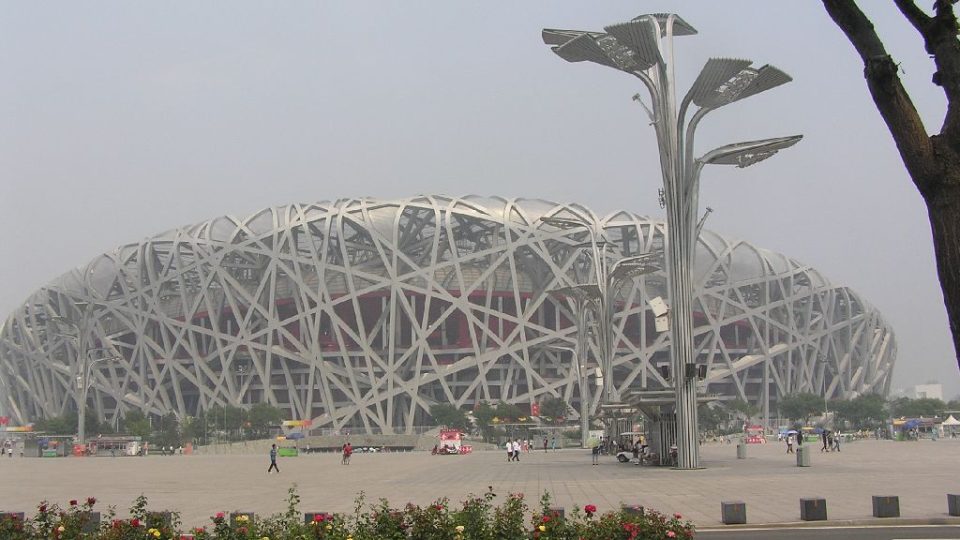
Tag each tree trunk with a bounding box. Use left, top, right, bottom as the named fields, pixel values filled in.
left=927, top=181, right=960, bottom=366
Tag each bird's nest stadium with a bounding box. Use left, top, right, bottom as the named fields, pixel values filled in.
left=0, top=195, right=895, bottom=433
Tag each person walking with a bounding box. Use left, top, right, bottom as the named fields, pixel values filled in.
left=833, top=431, right=841, bottom=452
left=820, top=430, right=829, bottom=452
left=513, top=439, right=521, bottom=462
left=543, top=437, right=548, bottom=453
left=551, top=435, right=557, bottom=452
left=267, top=444, right=280, bottom=474
left=342, top=442, right=352, bottom=465
left=505, top=440, right=513, bottom=462
left=786, top=433, right=794, bottom=454
left=591, top=442, right=600, bottom=465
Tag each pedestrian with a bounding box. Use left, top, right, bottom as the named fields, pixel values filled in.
left=786, top=434, right=794, bottom=454
left=267, top=444, right=280, bottom=473
left=6, top=446, right=12, bottom=458
left=591, top=442, right=600, bottom=465
left=833, top=432, right=841, bottom=452
left=820, top=430, right=829, bottom=452
left=342, top=442, right=352, bottom=465
left=521, top=439, right=528, bottom=453
left=543, top=437, right=548, bottom=453
left=526, top=439, right=532, bottom=453
left=513, top=439, right=521, bottom=462
left=551, top=435, right=557, bottom=452
left=505, top=440, right=513, bottom=462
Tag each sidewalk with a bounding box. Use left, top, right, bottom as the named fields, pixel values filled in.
left=0, top=439, right=956, bottom=529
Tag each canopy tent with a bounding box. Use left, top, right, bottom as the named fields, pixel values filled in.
left=942, top=415, right=960, bottom=426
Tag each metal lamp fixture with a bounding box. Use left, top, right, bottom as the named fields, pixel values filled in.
left=543, top=13, right=801, bottom=469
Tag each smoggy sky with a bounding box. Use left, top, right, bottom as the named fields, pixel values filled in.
left=2, top=1, right=957, bottom=399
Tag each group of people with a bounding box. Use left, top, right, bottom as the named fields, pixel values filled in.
left=504, top=439, right=528, bottom=461
left=783, top=430, right=841, bottom=454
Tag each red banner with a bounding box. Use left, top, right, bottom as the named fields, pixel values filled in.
left=530, top=402, right=540, bottom=416
left=0, top=416, right=9, bottom=426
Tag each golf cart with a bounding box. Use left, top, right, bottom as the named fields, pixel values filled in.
left=615, top=431, right=645, bottom=463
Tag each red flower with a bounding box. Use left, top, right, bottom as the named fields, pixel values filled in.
left=433, top=504, right=444, bottom=511
left=112, top=520, right=122, bottom=529
left=38, top=504, right=47, bottom=513
left=131, top=518, right=140, bottom=527
left=673, top=512, right=683, bottom=519
left=69, top=500, right=78, bottom=506
left=584, top=504, right=597, bottom=515
left=238, top=526, right=247, bottom=534
left=541, top=515, right=551, bottom=523
left=86, top=497, right=96, bottom=506
left=312, top=514, right=326, bottom=523
left=194, top=527, right=205, bottom=533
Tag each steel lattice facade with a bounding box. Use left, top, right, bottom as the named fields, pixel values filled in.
left=0, top=195, right=895, bottom=432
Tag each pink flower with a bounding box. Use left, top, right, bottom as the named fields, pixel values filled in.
left=667, top=531, right=676, bottom=538
left=674, top=512, right=682, bottom=519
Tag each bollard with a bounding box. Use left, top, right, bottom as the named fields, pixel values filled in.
left=948, top=494, right=960, bottom=517
left=621, top=505, right=644, bottom=516
left=304, top=512, right=331, bottom=524
left=547, top=507, right=565, bottom=520
left=81, top=512, right=101, bottom=533
left=736, top=443, right=747, bottom=459
left=796, top=446, right=811, bottom=467
left=146, top=511, right=172, bottom=528
left=872, top=496, right=900, bottom=518
left=721, top=501, right=746, bottom=525
left=800, top=498, right=827, bottom=521
left=230, top=512, right=255, bottom=527
left=0, top=512, right=25, bottom=523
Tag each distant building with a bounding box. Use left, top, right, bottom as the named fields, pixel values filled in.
left=911, top=384, right=943, bottom=401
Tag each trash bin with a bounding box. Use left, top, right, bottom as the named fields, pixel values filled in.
left=796, top=446, right=811, bottom=467
left=736, top=442, right=747, bottom=459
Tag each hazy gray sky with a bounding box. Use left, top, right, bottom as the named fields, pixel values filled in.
left=2, top=2, right=957, bottom=398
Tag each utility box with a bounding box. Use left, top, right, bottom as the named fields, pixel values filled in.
left=872, top=496, right=900, bottom=518
left=948, top=494, right=960, bottom=517
left=721, top=501, right=746, bottom=525
left=796, top=446, right=811, bottom=467
left=800, top=498, right=827, bottom=521
left=736, top=443, right=746, bottom=459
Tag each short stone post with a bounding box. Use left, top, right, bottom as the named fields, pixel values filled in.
left=736, top=442, right=747, bottom=459
left=948, top=494, right=960, bottom=517
left=721, top=501, right=746, bottom=525
left=800, top=497, right=827, bottom=521
left=796, top=446, right=811, bottom=467
left=146, top=511, right=173, bottom=528
left=81, top=512, right=101, bottom=533
left=872, top=496, right=900, bottom=518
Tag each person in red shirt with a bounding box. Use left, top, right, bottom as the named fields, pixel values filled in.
left=342, top=442, right=352, bottom=465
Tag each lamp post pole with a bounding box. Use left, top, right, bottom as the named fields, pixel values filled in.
left=543, top=14, right=801, bottom=469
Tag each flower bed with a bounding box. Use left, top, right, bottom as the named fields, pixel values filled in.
left=0, top=486, right=694, bottom=540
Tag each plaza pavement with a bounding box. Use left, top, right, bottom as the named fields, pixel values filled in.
left=1, top=439, right=958, bottom=530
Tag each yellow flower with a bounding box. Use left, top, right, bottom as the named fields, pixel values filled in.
left=148, top=529, right=157, bottom=535
left=152, top=531, right=161, bottom=538
left=538, top=524, right=546, bottom=532
left=262, top=537, right=270, bottom=540
left=325, top=524, right=332, bottom=531
left=455, top=525, right=465, bottom=532
left=57, top=526, right=65, bottom=532
left=237, top=514, right=250, bottom=522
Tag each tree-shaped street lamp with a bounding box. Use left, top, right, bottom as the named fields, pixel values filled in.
left=543, top=13, right=802, bottom=469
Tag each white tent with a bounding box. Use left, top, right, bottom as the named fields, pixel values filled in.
left=943, top=415, right=960, bottom=437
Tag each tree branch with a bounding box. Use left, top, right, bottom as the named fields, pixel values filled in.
left=893, top=0, right=932, bottom=36
left=822, top=0, right=938, bottom=191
